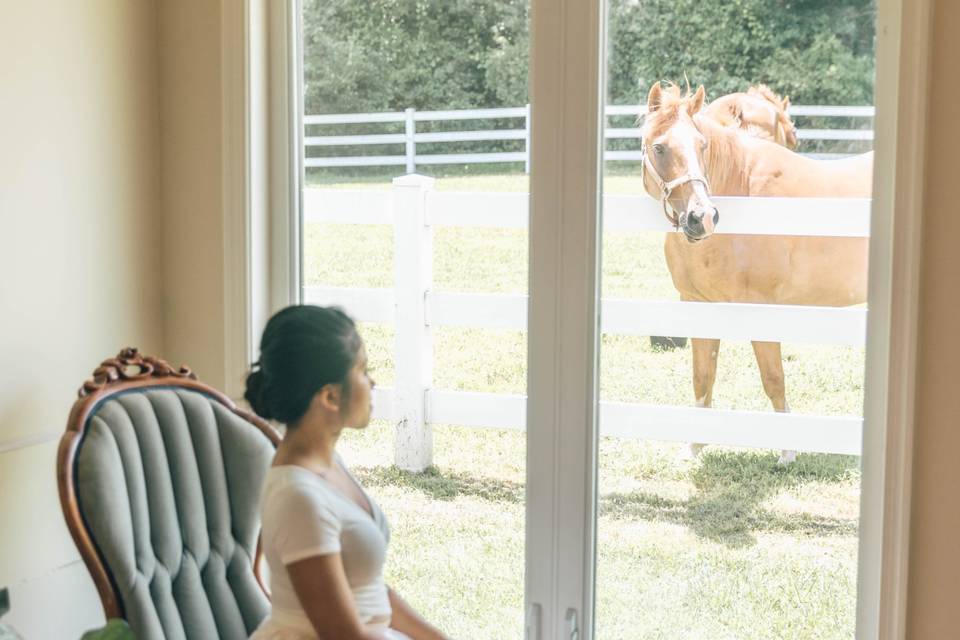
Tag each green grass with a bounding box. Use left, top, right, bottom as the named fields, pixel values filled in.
left=338, top=423, right=860, bottom=640
left=358, top=322, right=863, bottom=415
left=309, top=224, right=691, bottom=298
left=307, top=172, right=864, bottom=639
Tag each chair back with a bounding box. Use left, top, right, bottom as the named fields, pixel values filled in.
left=58, top=349, right=280, bottom=640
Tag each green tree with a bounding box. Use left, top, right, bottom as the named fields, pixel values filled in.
left=607, top=0, right=874, bottom=106
left=302, top=0, right=529, bottom=114
left=304, top=0, right=874, bottom=112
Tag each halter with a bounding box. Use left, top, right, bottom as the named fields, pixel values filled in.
left=640, top=142, right=711, bottom=229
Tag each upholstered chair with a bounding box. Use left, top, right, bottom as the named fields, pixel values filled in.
left=58, top=348, right=280, bottom=640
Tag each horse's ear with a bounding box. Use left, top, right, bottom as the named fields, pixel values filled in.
left=782, top=95, right=791, bottom=111
left=688, top=85, right=706, bottom=114
left=647, top=81, right=663, bottom=113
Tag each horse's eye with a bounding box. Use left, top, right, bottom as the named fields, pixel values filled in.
left=653, top=144, right=665, bottom=155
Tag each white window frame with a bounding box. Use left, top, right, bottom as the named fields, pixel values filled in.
left=226, top=0, right=932, bottom=636
left=857, top=0, right=932, bottom=636
left=222, top=0, right=303, bottom=403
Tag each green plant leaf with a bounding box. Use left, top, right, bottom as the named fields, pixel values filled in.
left=79, top=619, right=135, bottom=640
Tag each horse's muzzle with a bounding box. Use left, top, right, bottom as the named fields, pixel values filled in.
left=680, top=207, right=719, bottom=242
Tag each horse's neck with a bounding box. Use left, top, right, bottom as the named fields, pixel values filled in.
left=711, top=131, right=802, bottom=196
left=739, top=141, right=785, bottom=195
left=700, top=116, right=873, bottom=198
left=740, top=143, right=872, bottom=198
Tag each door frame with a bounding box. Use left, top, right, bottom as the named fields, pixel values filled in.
left=857, top=0, right=931, bottom=637
left=234, top=0, right=931, bottom=636
left=525, top=0, right=606, bottom=637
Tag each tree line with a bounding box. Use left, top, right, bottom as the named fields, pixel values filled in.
left=303, top=0, right=876, bottom=115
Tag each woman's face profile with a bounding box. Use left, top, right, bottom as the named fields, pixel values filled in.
left=342, top=343, right=374, bottom=429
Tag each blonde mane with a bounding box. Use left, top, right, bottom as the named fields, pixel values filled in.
left=702, top=118, right=749, bottom=190
left=641, top=84, right=688, bottom=139
left=746, top=84, right=786, bottom=108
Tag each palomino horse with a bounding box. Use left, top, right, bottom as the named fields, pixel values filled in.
left=640, top=82, right=872, bottom=463
left=703, top=84, right=798, bottom=149
left=650, top=85, right=799, bottom=349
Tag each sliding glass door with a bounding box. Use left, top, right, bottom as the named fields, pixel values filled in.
left=524, top=0, right=605, bottom=636
left=298, top=1, right=531, bottom=636
left=275, top=0, right=907, bottom=636
left=594, top=1, right=877, bottom=637
left=526, top=0, right=887, bottom=637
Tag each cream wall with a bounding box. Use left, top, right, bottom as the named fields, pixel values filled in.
left=905, top=0, right=960, bottom=636
left=0, top=1, right=164, bottom=636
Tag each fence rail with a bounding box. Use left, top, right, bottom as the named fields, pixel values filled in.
left=304, top=288, right=867, bottom=346
left=359, top=387, right=862, bottom=455
left=304, top=104, right=875, bottom=171
left=304, top=190, right=872, bottom=236
left=304, top=177, right=869, bottom=470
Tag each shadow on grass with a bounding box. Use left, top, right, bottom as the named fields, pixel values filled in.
left=355, top=450, right=858, bottom=548
left=601, top=450, right=860, bottom=547
left=355, top=466, right=524, bottom=504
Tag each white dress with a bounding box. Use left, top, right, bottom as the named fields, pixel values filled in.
left=250, top=458, right=410, bottom=640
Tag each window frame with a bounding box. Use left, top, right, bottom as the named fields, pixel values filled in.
left=230, top=0, right=932, bottom=636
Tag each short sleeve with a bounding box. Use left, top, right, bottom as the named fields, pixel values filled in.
left=266, top=482, right=342, bottom=565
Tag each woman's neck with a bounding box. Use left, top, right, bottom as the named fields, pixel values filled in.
left=275, top=418, right=342, bottom=471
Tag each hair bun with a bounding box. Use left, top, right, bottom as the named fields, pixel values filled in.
left=249, top=305, right=361, bottom=425
left=244, top=368, right=273, bottom=420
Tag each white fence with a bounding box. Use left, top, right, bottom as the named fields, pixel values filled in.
left=304, top=176, right=869, bottom=470
left=304, top=104, right=875, bottom=172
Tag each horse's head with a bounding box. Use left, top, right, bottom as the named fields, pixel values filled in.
left=747, top=85, right=798, bottom=149
left=703, top=86, right=798, bottom=150
left=641, top=82, right=720, bottom=242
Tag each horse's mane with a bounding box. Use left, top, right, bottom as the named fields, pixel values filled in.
left=702, top=116, right=749, bottom=190
left=641, top=84, right=687, bottom=139
left=746, top=84, right=786, bottom=110
left=643, top=84, right=749, bottom=189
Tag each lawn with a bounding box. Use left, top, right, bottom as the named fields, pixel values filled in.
left=307, top=170, right=864, bottom=639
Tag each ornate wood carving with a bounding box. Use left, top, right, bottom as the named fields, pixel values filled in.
left=78, top=347, right=196, bottom=397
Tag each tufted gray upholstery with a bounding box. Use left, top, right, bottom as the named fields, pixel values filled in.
left=74, top=388, right=274, bottom=640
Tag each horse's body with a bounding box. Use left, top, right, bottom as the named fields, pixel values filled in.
left=640, top=83, right=872, bottom=461
left=665, top=134, right=872, bottom=308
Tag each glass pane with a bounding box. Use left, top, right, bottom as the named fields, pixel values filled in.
left=596, top=1, right=876, bottom=637
left=299, top=2, right=529, bottom=637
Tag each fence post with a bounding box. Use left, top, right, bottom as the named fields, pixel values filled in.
left=405, top=108, right=416, bottom=174
left=524, top=103, right=531, bottom=174
left=392, top=173, right=435, bottom=472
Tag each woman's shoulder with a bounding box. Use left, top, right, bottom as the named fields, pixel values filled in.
left=263, top=466, right=338, bottom=513
left=260, top=466, right=346, bottom=561
left=267, top=463, right=322, bottom=483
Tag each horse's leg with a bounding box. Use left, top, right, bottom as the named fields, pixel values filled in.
left=688, top=337, right=721, bottom=458
left=751, top=340, right=795, bottom=464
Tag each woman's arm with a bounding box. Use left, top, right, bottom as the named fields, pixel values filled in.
left=287, top=553, right=389, bottom=640
left=387, top=587, right=449, bottom=640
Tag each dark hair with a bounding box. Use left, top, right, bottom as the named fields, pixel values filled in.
left=244, top=305, right=362, bottom=424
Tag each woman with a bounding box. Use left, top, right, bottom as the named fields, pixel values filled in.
left=247, top=305, right=449, bottom=640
